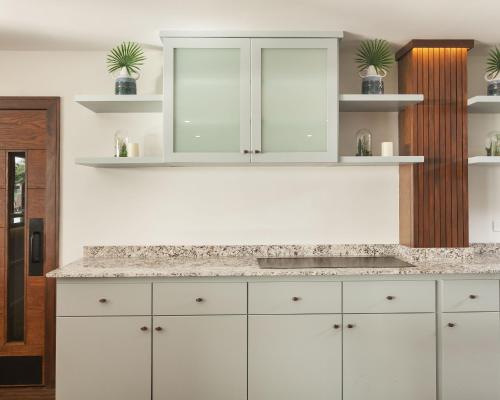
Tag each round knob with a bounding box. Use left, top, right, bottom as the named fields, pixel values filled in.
left=386, top=295, right=395, bottom=300
left=241, top=150, right=250, bottom=154
left=447, top=323, right=456, bottom=328
left=469, top=294, right=477, bottom=299
left=195, top=297, right=204, bottom=303
left=254, top=150, right=261, bottom=154
left=292, top=296, right=301, bottom=302
left=140, top=326, right=149, bottom=332
left=98, top=298, right=107, bottom=303
left=347, top=324, right=355, bottom=329
left=333, top=324, right=341, bottom=329
left=155, top=326, right=163, bottom=332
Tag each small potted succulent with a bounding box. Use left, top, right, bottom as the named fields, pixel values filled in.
left=356, top=39, right=394, bottom=94
left=485, top=46, right=500, bottom=96
left=107, top=41, right=146, bottom=95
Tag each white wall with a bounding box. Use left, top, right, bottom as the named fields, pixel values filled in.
left=7, top=46, right=488, bottom=265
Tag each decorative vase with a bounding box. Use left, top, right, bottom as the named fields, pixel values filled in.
left=487, top=131, right=500, bottom=156
left=114, top=131, right=129, bottom=157
left=355, top=129, right=373, bottom=156
left=115, top=67, right=140, bottom=95
left=485, top=72, right=500, bottom=96
left=360, top=65, right=385, bottom=94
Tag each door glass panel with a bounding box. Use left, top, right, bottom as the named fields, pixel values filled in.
left=174, top=48, right=241, bottom=152
left=7, top=153, right=26, bottom=342
left=261, top=48, right=327, bottom=152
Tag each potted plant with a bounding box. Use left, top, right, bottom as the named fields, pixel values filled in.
left=355, top=39, right=394, bottom=94
left=107, top=41, right=146, bottom=95
left=486, top=46, right=500, bottom=96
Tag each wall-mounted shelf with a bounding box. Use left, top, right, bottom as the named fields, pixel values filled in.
left=339, top=94, right=424, bottom=112
left=467, top=96, right=500, bottom=113
left=75, top=157, right=166, bottom=167
left=339, top=156, right=424, bottom=166
left=468, top=156, right=500, bottom=165
left=74, top=95, right=163, bottom=113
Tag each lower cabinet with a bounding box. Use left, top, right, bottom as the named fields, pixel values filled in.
left=248, top=314, right=342, bottom=400
left=343, top=313, right=436, bottom=400
left=56, top=316, right=151, bottom=400
left=441, top=312, right=500, bottom=400
left=153, top=315, right=247, bottom=400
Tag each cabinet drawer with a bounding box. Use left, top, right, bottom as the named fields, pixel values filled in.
left=442, top=280, right=499, bottom=312
left=343, top=281, right=435, bottom=313
left=153, top=283, right=247, bottom=315
left=249, top=282, right=341, bottom=314
left=57, top=283, right=151, bottom=316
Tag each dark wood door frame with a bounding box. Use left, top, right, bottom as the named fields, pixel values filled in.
left=0, top=97, right=59, bottom=388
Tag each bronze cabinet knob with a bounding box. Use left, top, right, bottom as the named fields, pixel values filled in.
left=195, top=297, right=204, bottom=303
left=140, top=326, right=149, bottom=331
left=98, top=298, right=108, bottom=303
left=333, top=324, right=341, bottom=329
left=241, top=150, right=250, bottom=154
left=469, top=294, right=477, bottom=299
left=254, top=150, right=261, bottom=154
left=347, top=324, right=355, bottom=329
left=155, top=327, right=163, bottom=332
left=292, top=296, right=301, bottom=302
left=447, top=323, right=456, bottom=328
left=386, top=295, right=395, bottom=300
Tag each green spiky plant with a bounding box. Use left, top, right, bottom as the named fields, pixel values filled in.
left=486, top=46, right=500, bottom=80
left=355, top=39, right=394, bottom=75
left=107, top=41, right=146, bottom=76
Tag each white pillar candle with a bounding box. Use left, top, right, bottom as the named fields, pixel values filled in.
left=381, top=142, right=394, bottom=157
left=127, top=143, right=140, bottom=157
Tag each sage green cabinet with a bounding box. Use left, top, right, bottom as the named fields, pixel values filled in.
left=343, top=313, right=436, bottom=400
left=441, top=312, right=500, bottom=400
left=248, top=314, right=342, bottom=400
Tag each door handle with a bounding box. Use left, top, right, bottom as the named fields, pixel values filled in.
left=30, top=232, right=42, bottom=263
left=29, top=218, right=44, bottom=276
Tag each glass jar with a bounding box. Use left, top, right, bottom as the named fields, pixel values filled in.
left=355, top=129, right=372, bottom=156
left=114, top=131, right=129, bottom=157
left=487, top=131, right=500, bottom=156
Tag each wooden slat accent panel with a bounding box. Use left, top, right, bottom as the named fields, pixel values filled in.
left=398, top=43, right=470, bottom=248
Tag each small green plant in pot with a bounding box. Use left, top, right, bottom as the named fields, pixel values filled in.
left=355, top=39, right=394, bottom=94
left=485, top=46, right=500, bottom=96
left=107, top=42, right=146, bottom=95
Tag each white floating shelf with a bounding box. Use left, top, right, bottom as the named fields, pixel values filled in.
left=76, top=157, right=166, bottom=168
left=339, top=94, right=424, bottom=112
left=74, top=95, right=163, bottom=113
left=339, top=156, right=424, bottom=166
left=468, top=156, right=500, bottom=165
left=467, top=96, right=500, bottom=113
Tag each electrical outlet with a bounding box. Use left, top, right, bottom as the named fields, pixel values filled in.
left=493, top=220, right=500, bottom=232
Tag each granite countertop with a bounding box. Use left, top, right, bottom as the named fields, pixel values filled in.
left=47, top=254, right=500, bottom=278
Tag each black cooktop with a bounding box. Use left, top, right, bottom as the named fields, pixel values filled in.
left=257, top=256, right=415, bottom=269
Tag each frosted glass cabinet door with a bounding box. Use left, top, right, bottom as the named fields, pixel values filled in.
left=164, top=38, right=251, bottom=162
left=251, top=39, right=339, bottom=162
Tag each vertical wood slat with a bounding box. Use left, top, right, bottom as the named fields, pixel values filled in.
left=398, top=41, right=471, bottom=248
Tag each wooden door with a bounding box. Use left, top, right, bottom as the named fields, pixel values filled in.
left=441, top=312, right=500, bottom=400
left=343, top=313, right=436, bottom=400
left=56, top=316, right=151, bottom=400
left=248, top=314, right=342, bottom=400
left=0, top=97, right=59, bottom=387
left=153, top=315, right=247, bottom=400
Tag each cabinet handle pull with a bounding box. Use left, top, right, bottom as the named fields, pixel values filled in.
left=241, top=150, right=250, bottom=154
left=155, top=327, right=163, bottom=332
left=195, top=297, right=204, bottom=303
left=292, top=296, right=301, bottom=302
left=140, top=326, right=149, bottom=332
left=98, top=298, right=108, bottom=303
left=469, top=294, right=477, bottom=299
left=333, top=324, right=341, bottom=329
left=386, top=295, right=395, bottom=300
left=347, top=324, right=355, bottom=329
left=447, top=323, right=456, bottom=328
left=253, top=150, right=261, bottom=154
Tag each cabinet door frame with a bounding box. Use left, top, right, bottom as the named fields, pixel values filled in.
left=250, top=38, right=339, bottom=163
left=163, top=38, right=251, bottom=163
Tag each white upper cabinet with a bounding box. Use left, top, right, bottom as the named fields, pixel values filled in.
left=161, top=32, right=341, bottom=163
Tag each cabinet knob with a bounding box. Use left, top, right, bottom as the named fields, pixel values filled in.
left=447, top=323, right=456, bottom=328
left=333, top=324, right=341, bottom=329
left=155, top=326, right=163, bottom=332
left=195, top=297, right=204, bottom=303
left=98, top=298, right=108, bottom=303
left=347, top=324, right=355, bottom=329
left=241, top=150, right=250, bottom=154
left=140, top=326, right=149, bottom=332
left=292, top=296, right=301, bottom=302
left=386, top=295, right=395, bottom=300
left=469, top=294, right=477, bottom=299
left=254, top=150, right=261, bottom=154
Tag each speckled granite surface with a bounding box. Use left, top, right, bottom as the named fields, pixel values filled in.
left=47, top=244, right=500, bottom=278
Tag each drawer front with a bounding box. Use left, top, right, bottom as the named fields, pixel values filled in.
left=249, top=282, right=341, bottom=314
left=153, top=283, right=247, bottom=315
left=57, top=283, right=151, bottom=316
left=343, top=281, right=435, bottom=313
left=442, top=280, right=499, bottom=312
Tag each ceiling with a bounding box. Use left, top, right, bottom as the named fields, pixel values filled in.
left=0, top=0, right=496, bottom=51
